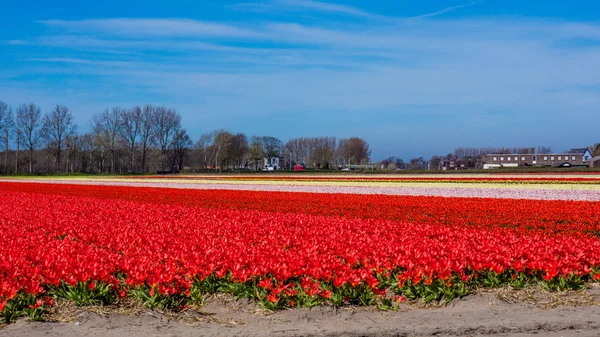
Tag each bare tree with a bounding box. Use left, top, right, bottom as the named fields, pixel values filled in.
left=429, top=155, right=442, bottom=170
left=211, top=130, right=232, bottom=171
left=381, top=156, right=399, bottom=170
left=261, top=136, right=282, bottom=167
left=310, top=137, right=336, bottom=169
left=65, top=134, right=79, bottom=173
left=153, top=106, right=181, bottom=172
left=536, top=146, right=552, bottom=154
left=0, top=98, right=382, bottom=175
left=453, top=146, right=551, bottom=158
left=78, top=133, right=95, bottom=173
left=592, top=143, right=600, bottom=157
left=336, top=138, right=350, bottom=166
left=395, top=157, right=405, bottom=169
left=91, top=108, right=122, bottom=173
left=285, top=138, right=301, bottom=166
left=15, top=129, right=21, bottom=174
left=195, top=129, right=233, bottom=171
left=338, top=137, right=370, bottom=165
left=89, top=123, right=107, bottom=173
left=228, top=133, right=249, bottom=169
left=410, top=157, right=427, bottom=170
left=170, top=128, right=192, bottom=172
left=248, top=136, right=264, bottom=170
left=139, top=105, right=156, bottom=173
left=285, top=137, right=314, bottom=166
left=120, top=106, right=141, bottom=172
left=0, top=101, right=14, bottom=173
left=196, top=131, right=216, bottom=169
left=42, top=105, right=76, bottom=172
left=16, top=103, right=43, bottom=174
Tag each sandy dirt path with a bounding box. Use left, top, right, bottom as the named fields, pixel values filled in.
left=2, top=291, right=600, bottom=337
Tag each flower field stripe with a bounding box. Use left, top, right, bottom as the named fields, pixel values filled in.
left=2, top=181, right=600, bottom=235
left=2, top=182, right=600, bottom=320
left=3, top=179, right=600, bottom=201
left=120, top=175, right=600, bottom=184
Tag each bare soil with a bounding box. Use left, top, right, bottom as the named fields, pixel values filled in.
left=2, top=287, right=600, bottom=337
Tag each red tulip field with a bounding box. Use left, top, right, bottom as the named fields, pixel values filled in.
left=1, top=179, right=600, bottom=323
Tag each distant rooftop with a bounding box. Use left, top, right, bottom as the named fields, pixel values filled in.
left=568, top=148, right=589, bottom=154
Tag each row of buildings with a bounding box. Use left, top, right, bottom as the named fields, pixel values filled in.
left=440, top=148, right=600, bottom=170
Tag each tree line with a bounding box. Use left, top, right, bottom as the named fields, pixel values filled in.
left=0, top=101, right=371, bottom=174
left=193, top=131, right=371, bottom=171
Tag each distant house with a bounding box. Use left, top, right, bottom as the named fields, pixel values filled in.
left=569, top=148, right=593, bottom=161
left=481, top=148, right=592, bottom=169
left=440, top=159, right=480, bottom=170
left=263, top=157, right=280, bottom=170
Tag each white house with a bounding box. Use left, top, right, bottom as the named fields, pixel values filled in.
left=570, top=148, right=593, bottom=162
left=263, top=157, right=280, bottom=170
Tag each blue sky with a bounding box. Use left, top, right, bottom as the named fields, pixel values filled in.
left=1, top=0, right=600, bottom=160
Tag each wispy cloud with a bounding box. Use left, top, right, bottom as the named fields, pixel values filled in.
left=6, top=3, right=600, bottom=158
left=6, top=39, right=29, bottom=45
left=275, top=0, right=389, bottom=20
left=28, top=57, right=98, bottom=64
left=28, top=35, right=278, bottom=54
left=40, top=18, right=263, bottom=38
left=234, top=0, right=391, bottom=21
left=22, top=17, right=600, bottom=69
left=409, top=0, right=483, bottom=20
left=25, top=57, right=157, bottom=69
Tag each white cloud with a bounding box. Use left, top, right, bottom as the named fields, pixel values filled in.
left=233, top=0, right=391, bottom=21
left=6, top=39, right=30, bottom=45
left=39, top=18, right=263, bottom=38
left=409, top=0, right=483, bottom=20
left=5, top=13, right=600, bottom=158
left=18, top=17, right=600, bottom=103
left=275, top=0, right=389, bottom=20
left=31, top=35, right=275, bottom=54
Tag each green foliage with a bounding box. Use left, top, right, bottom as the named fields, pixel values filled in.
left=398, top=278, right=469, bottom=304
left=1, top=268, right=598, bottom=325
left=1, top=293, right=46, bottom=324
left=294, top=290, right=324, bottom=308
left=377, top=297, right=399, bottom=311
left=542, top=274, right=586, bottom=292
left=130, top=287, right=186, bottom=311
left=50, top=281, right=114, bottom=306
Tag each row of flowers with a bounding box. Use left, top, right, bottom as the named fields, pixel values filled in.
left=1, top=183, right=600, bottom=322
left=5, top=182, right=600, bottom=235
left=124, top=175, right=600, bottom=184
